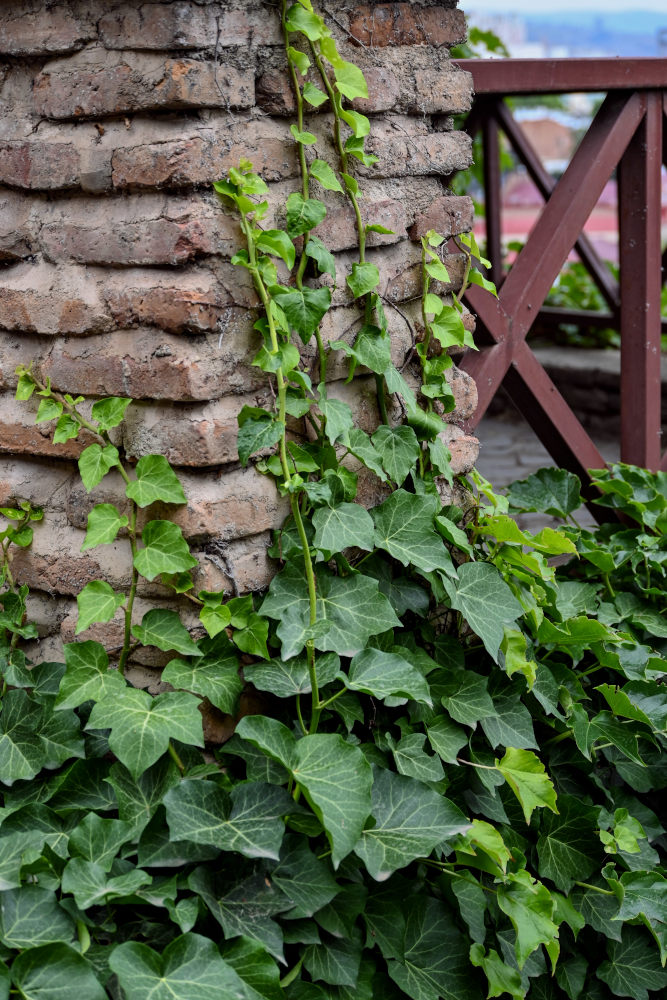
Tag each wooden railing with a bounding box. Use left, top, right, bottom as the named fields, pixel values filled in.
left=452, top=58, right=667, bottom=488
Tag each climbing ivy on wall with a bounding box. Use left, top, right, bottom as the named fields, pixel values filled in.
left=0, top=3, right=665, bottom=999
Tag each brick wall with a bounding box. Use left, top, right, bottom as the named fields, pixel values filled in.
left=0, top=0, right=478, bottom=665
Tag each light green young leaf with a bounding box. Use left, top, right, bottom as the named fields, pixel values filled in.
left=75, top=580, right=125, bottom=634
left=310, top=158, right=343, bottom=192
left=345, top=648, right=432, bottom=706
left=87, top=689, right=203, bottom=778
left=78, top=443, right=120, bottom=492
left=35, top=396, right=63, bottom=423
left=133, top=521, right=198, bottom=581
left=302, top=81, right=328, bottom=106
left=287, top=45, right=310, bottom=74
left=312, top=502, right=375, bottom=553
left=81, top=503, right=128, bottom=550
left=496, top=748, right=558, bottom=825
left=286, top=192, right=327, bottom=237
left=132, top=608, right=201, bottom=657
left=126, top=454, right=187, bottom=508
left=91, top=396, right=131, bottom=431
left=354, top=767, right=469, bottom=880
left=497, top=870, right=559, bottom=970
left=290, top=124, right=317, bottom=145
left=57, top=640, right=125, bottom=710
left=334, top=60, right=368, bottom=100
left=255, top=229, right=296, bottom=270
left=285, top=4, right=327, bottom=40
left=470, top=945, right=524, bottom=1000
left=305, top=236, right=336, bottom=280
left=198, top=601, right=232, bottom=639
left=234, top=613, right=270, bottom=660
left=52, top=413, right=79, bottom=444
left=347, top=262, right=380, bottom=298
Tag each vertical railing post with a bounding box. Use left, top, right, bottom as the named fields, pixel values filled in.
left=481, top=100, right=503, bottom=290
left=618, top=91, right=663, bottom=470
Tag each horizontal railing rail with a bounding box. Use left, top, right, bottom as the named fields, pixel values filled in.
left=451, top=58, right=667, bottom=495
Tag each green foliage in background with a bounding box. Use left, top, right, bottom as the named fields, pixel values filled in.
left=0, top=3, right=665, bottom=999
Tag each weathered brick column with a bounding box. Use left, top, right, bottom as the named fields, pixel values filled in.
left=0, top=0, right=478, bottom=663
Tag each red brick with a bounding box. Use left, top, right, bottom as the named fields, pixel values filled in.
left=316, top=198, right=408, bottom=253
left=349, top=5, right=466, bottom=47
left=103, top=270, right=230, bottom=333
left=438, top=425, right=480, bottom=475
left=0, top=262, right=112, bottom=336
left=408, top=195, right=474, bottom=240
left=34, top=52, right=254, bottom=120
left=112, top=131, right=298, bottom=190
left=410, top=67, right=473, bottom=115
left=0, top=191, right=36, bottom=262
left=99, top=3, right=281, bottom=50
left=0, top=394, right=95, bottom=462
left=0, top=142, right=80, bottom=191
left=0, top=8, right=94, bottom=56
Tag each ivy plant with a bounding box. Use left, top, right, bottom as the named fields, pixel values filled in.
left=0, top=3, right=665, bottom=1000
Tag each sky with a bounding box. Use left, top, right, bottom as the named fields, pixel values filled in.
left=470, top=1, right=666, bottom=11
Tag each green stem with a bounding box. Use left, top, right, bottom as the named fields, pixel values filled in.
left=290, top=494, right=320, bottom=732
left=318, top=686, right=347, bottom=710
left=603, top=572, right=616, bottom=599
left=574, top=881, right=614, bottom=896
left=168, top=742, right=186, bottom=775
left=421, top=242, right=432, bottom=358
left=118, top=500, right=138, bottom=674
left=280, top=956, right=305, bottom=989
left=296, top=693, right=308, bottom=736
left=455, top=244, right=472, bottom=305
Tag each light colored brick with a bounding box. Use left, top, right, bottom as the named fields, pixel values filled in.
left=0, top=393, right=95, bottom=461
left=0, top=456, right=74, bottom=512
left=438, top=425, right=480, bottom=475
left=408, top=195, right=474, bottom=240
left=0, top=190, right=37, bottom=262
left=99, top=3, right=282, bottom=51
left=34, top=51, right=255, bottom=120
left=103, top=268, right=232, bottom=334
left=0, top=6, right=94, bottom=56
left=0, top=262, right=112, bottom=335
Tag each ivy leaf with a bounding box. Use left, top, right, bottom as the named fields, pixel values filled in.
left=470, top=944, right=524, bottom=1000
left=317, top=389, right=354, bottom=445
left=68, top=812, right=134, bottom=872
left=126, top=455, right=187, bottom=508
left=334, top=60, right=369, bottom=101
left=345, top=648, right=432, bottom=706
left=162, top=654, right=242, bottom=715
left=388, top=896, right=477, bottom=1000
left=445, top=562, right=522, bottom=661
left=35, top=397, right=63, bottom=423
left=87, top=689, right=203, bottom=778
left=310, top=158, right=343, bottom=192
left=109, top=933, right=258, bottom=1000
left=372, top=490, right=455, bottom=576
left=286, top=193, right=327, bottom=237
left=108, top=757, right=181, bottom=833
left=0, top=690, right=46, bottom=785
left=391, top=733, right=445, bottom=783
left=371, top=427, right=420, bottom=486
left=237, top=406, right=284, bottom=467
left=78, top=443, right=120, bottom=492
left=164, top=780, right=290, bottom=860
left=495, top=749, right=558, bottom=825
left=615, top=871, right=667, bottom=925
left=426, top=717, right=468, bottom=764
left=56, top=640, right=125, bottom=710
left=237, top=717, right=372, bottom=868
left=347, top=262, right=380, bottom=298
left=0, top=886, right=74, bottom=949
left=91, top=396, right=131, bottom=431
left=255, top=229, right=296, bottom=270
left=271, top=286, right=331, bottom=343
left=52, top=413, right=79, bottom=444
left=555, top=955, right=588, bottom=1000
left=244, top=653, right=339, bottom=699
left=305, top=236, right=336, bottom=280
left=438, top=669, right=496, bottom=728
left=234, top=613, right=270, bottom=660
left=132, top=609, right=201, bottom=657
left=536, top=795, right=602, bottom=892
left=303, top=938, right=362, bottom=988
left=285, top=4, right=326, bottom=40
left=222, top=937, right=284, bottom=1000
left=262, top=563, right=400, bottom=658
left=497, top=871, right=559, bottom=969
left=272, top=834, right=340, bottom=918
left=81, top=503, right=128, bottom=550
left=354, top=767, right=469, bottom=880
left=61, top=858, right=151, bottom=909
left=75, top=580, right=125, bottom=635
left=11, top=944, right=106, bottom=1000
left=508, top=468, right=582, bottom=519
left=312, top=502, right=375, bottom=553
left=597, top=927, right=667, bottom=1000
left=133, top=521, right=198, bottom=581
left=302, top=81, right=328, bottom=107
left=480, top=689, right=537, bottom=750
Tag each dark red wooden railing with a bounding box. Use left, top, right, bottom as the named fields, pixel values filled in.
left=452, top=58, right=667, bottom=487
